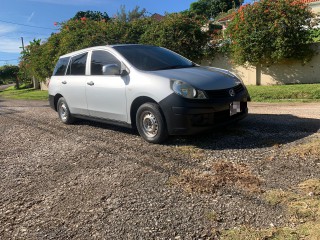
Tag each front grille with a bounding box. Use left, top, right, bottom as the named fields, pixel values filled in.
left=205, top=84, right=244, bottom=99
left=190, top=101, right=248, bottom=127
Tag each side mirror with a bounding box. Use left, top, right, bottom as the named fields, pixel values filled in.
left=120, top=69, right=129, bottom=76
left=102, top=64, right=121, bottom=75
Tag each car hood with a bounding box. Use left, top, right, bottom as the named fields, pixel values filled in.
left=149, top=66, right=241, bottom=90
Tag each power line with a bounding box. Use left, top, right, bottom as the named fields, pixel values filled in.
left=0, top=59, right=18, bottom=61
left=0, top=19, right=57, bottom=30
left=0, top=35, right=48, bottom=39
left=0, top=30, right=56, bottom=36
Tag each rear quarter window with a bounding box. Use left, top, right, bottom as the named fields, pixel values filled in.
left=53, top=57, right=70, bottom=76
left=67, top=53, right=88, bottom=75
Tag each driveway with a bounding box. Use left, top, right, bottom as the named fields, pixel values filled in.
left=0, top=84, right=14, bottom=91
left=0, top=99, right=319, bottom=239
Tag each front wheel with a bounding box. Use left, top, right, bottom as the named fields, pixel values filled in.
left=57, top=97, right=75, bottom=124
left=136, top=103, right=168, bottom=144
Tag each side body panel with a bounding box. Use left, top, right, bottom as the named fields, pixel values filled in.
left=85, top=75, right=128, bottom=122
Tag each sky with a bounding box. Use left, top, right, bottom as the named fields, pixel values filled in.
left=0, top=0, right=252, bottom=66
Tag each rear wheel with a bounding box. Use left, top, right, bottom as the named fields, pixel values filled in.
left=136, top=103, right=168, bottom=143
left=57, top=97, right=75, bottom=124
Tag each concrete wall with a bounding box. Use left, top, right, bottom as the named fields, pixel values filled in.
left=40, top=79, right=49, bottom=91
left=202, top=44, right=320, bottom=85
left=310, top=2, right=320, bottom=14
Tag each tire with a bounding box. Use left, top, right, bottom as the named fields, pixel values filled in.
left=57, top=97, right=75, bottom=124
left=136, top=103, right=168, bottom=144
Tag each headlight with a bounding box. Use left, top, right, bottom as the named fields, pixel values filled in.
left=171, top=80, right=207, bottom=99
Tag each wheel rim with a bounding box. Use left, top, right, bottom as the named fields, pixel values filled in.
left=59, top=103, right=68, bottom=121
left=141, top=111, right=158, bottom=138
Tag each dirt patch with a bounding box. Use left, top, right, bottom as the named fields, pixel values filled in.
left=170, top=161, right=262, bottom=194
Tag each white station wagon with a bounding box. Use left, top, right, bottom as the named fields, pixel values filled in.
left=49, top=44, right=250, bottom=143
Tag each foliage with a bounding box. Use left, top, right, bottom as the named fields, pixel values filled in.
left=116, top=5, right=147, bottom=22
left=19, top=8, right=212, bottom=80
left=226, top=0, right=315, bottom=66
left=190, top=0, right=243, bottom=19
left=309, top=28, right=320, bottom=43
left=0, top=65, right=20, bottom=88
left=73, top=10, right=109, bottom=22
left=141, top=13, right=210, bottom=61
left=0, top=65, right=19, bottom=81
left=19, top=39, right=47, bottom=85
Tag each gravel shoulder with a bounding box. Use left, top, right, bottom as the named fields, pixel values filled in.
left=0, top=99, right=319, bottom=239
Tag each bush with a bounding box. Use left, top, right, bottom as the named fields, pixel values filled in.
left=226, top=0, right=315, bottom=66
left=19, top=11, right=213, bottom=80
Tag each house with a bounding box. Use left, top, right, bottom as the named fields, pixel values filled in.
left=216, top=0, right=320, bottom=28
left=301, top=0, right=320, bottom=14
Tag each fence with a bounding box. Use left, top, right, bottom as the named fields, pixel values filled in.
left=201, top=43, right=320, bottom=85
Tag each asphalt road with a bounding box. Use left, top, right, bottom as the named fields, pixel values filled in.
left=0, top=98, right=319, bottom=239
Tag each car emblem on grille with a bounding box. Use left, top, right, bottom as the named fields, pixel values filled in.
left=229, top=88, right=235, bottom=97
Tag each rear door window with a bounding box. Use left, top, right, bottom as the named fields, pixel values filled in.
left=67, top=53, right=88, bottom=75
left=91, top=51, right=121, bottom=75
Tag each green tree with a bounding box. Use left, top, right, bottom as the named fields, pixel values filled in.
left=116, top=5, right=147, bottom=22
left=19, top=8, right=213, bottom=80
left=190, top=0, right=243, bottom=19
left=226, top=0, right=314, bottom=84
left=141, top=13, right=210, bottom=61
left=19, top=39, right=44, bottom=87
left=0, top=65, right=20, bottom=89
left=73, top=11, right=109, bottom=21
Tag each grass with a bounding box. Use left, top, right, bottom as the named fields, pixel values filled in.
left=221, top=179, right=320, bottom=240
left=247, top=84, right=320, bottom=102
left=288, top=138, right=320, bottom=157
left=0, top=84, right=48, bottom=101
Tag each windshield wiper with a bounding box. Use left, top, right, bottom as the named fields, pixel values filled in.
left=154, top=64, right=195, bottom=71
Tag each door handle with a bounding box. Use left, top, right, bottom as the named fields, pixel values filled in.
left=87, top=81, right=94, bottom=86
left=62, top=81, right=67, bottom=84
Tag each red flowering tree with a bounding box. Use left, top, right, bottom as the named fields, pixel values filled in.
left=141, top=13, right=209, bottom=61
left=19, top=10, right=211, bottom=81
left=226, top=0, right=314, bottom=66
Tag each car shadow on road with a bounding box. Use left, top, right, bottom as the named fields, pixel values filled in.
left=167, top=113, right=320, bottom=150
left=77, top=119, right=137, bottom=135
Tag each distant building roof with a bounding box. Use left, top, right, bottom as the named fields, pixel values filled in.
left=151, top=13, right=165, bottom=21
left=300, top=0, right=319, bottom=3
left=216, top=14, right=234, bottom=24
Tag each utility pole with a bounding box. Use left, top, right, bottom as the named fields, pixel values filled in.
left=21, top=37, right=25, bottom=51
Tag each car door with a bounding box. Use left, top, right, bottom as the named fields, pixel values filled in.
left=85, top=50, right=127, bottom=122
left=60, top=52, right=89, bottom=116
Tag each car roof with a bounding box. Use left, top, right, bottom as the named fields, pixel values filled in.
left=59, top=44, right=149, bottom=58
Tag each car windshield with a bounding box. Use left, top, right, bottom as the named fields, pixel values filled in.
left=113, top=45, right=195, bottom=71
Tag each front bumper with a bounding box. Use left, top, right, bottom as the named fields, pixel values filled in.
left=159, top=91, right=249, bottom=135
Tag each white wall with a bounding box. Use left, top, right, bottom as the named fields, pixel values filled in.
left=202, top=44, right=320, bottom=85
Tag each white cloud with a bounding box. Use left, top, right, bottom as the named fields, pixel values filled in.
left=0, top=24, right=21, bottom=53
left=0, top=23, right=18, bottom=35
left=0, top=39, right=22, bottom=53
left=27, top=12, right=35, bottom=23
